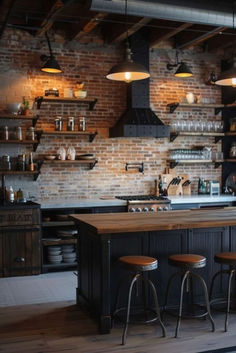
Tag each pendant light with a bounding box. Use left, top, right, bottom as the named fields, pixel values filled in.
left=106, top=0, right=150, bottom=83
left=167, top=51, right=193, bottom=78
left=214, top=57, right=236, bottom=87
left=40, top=32, right=62, bottom=74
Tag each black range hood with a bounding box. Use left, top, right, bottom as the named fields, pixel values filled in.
left=109, top=30, right=170, bottom=138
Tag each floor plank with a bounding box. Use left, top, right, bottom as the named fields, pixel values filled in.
left=1, top=301, right=236, bottom=353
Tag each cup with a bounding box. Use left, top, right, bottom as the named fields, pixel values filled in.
left=186, top=92, right=195, bottom=104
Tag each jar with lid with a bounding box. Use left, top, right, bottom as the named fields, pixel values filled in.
left=55, top=116, right=63, bottom=131
left=17, top=154, right=26, bottom=171
left=67, top=117, right=74, bottom=131
left=230, top=117, right=236, bottom=132
left=3, top=126, right=8, bottom=140
left=78, top=117, right=86, bottom=131
left=1, top=155, right=11, bottom=171
left=230, top=142, right=236, bottom=158
left=17, top=126, right=23, bottom=140
left=26, top=127, right=35, bottom=141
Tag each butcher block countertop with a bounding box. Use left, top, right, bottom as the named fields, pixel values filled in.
left=71, top=207, right=236, bottom=234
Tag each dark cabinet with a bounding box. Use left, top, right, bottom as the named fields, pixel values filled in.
left=0, top=205, right=41, bottom=277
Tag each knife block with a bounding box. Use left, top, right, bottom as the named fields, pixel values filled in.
left=182, top=184, right=191, bottom=195
left=168, top=184, right=183, bottom=196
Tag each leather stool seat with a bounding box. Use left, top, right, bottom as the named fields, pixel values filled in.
left=214, top=252, right=236, bottom=265
left=119, top=255, right=158, bottom=271
left=169, top=254, right=206, bottom=268
left=113, top=255, right=166, bottom=345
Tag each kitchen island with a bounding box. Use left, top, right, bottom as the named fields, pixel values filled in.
left=71, top=208, right=236, bottom=334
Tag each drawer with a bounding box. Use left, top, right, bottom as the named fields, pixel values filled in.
left=0, top=208, right=40, bottom=226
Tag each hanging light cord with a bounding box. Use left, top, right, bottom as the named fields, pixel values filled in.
left=45, top=31, right=53, bottom=58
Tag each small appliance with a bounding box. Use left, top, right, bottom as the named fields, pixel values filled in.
left=210, top=181, right=220, bottom=196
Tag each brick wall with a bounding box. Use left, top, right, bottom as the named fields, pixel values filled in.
left=0, top=29, right=222, bottom=200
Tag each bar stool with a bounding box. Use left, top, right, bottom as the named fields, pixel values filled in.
left=113, top=255, right=166, bottom=345
left=209, top=252, right=236, bottom=332
left=164, top=254, right=215, bottom=338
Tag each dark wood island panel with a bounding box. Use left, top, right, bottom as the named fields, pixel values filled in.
left=71, top=209, right=236, bottom=334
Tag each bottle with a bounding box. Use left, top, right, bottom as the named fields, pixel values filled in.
left=9, top=186, right=14, bottom=203
left=17, top=126, right=22, bottom=140
left=29, top=152, right=34, bottom=171
left=4, top=126, right=8, bottom=140
left=79, top=117, right=86, bottom=131
left=162, top=176, right=168, bottom=196
left=67, top=117, right=74, bottom=131
left=158, top=175, right=163, bottom=195
left=17, top=188, right=23, bottom=202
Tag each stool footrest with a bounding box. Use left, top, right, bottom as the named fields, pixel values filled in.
left=165, top=303, right=209, bottom=319
left=114, top=306, right=159, bottom=325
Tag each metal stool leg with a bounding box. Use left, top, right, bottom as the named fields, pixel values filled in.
left=122, top=274, right=138, bottom=345
left=209, top=270, right=221, bottom=301
left=148, top=278, right=166, bottom=337
left=192, top=272, right=215, bottom=332
left=164, top=272, right=180, bottom=311
left=175, top=271, right=189, bottom=338
left=225, top=269, right=235, bottom=332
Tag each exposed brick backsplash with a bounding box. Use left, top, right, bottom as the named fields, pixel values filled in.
left=0, top=29, right=223, bottom=200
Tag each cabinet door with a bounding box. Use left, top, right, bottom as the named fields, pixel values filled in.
left=2, top=229, right=41, bottom=277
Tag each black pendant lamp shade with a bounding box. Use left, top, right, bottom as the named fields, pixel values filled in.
left=174, top=62, right=193, bottom=77
left=40, top=32, right=62, bottom=74
left=106, top=45, right=150, bottom=83
left=215, top=57, right=236, bottom=87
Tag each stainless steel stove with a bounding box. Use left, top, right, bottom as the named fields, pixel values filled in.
left=116, top=195, right=171, bottom=212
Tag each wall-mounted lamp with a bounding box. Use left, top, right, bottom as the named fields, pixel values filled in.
left=40, top=32, right=62, bottom=74
left=106, top=0, right=150, bottom=83
left=214, top=57, right=236, bottom=87
left=167, top=51, right=193, bottom=78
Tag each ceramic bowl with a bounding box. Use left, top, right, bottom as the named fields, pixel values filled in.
left=44, top=155, right=56, bottom=160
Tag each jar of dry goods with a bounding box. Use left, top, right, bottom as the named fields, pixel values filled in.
left=78, top=117, right=86, bottom=131
left=1, top=155, right=11, bottom=171
left=67, top=117, right=74, bottom=131
left=55, top=116, right=63, bottom=131
left=26, top=127, right=35, bottom=140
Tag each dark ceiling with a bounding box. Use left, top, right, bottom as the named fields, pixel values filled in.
left=1, top=0, right=236, bottom=53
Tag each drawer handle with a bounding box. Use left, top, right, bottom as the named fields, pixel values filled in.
left=14, top=256, right=25, bottom=263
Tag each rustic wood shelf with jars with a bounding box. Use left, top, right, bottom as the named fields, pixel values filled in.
left=170, top=131, right=224, bottom=143
left=35, top=96, right=98, bottom=111
left=0, top=170, right=41, bottom=180
left=0, top=112, right=39, bottom=127
left=42, top=130, right=97, bottom=142
left=167, top=159, right=224, bottom=169
left=167, top=102, right=224, bottom=114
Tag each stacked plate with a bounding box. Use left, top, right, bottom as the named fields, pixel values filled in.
left=47, top=246, right=62, bottom=264
left=57, top=229, right=78, bottom=239
left=62, top=244, right=77, bottom=263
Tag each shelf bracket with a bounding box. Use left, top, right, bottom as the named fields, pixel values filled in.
left=33, top=171, right=41, bottom=181
left=32, top=114, right=40, bottom=127
left=33, top=130, right=43, bottom=152
left=89, top=131, right=98, bottom=142
left=170, top=132, right=179, bottom=142
left=169, top=161, right=179, bottom=169
left=89, top=98, right=98, bottom=111
left=214, top=161, right=222, bottom=168
left=35, top=96, right=43, bottom=109
left=168, top=103, right=179, bottom=113
left=89, top=160, right=98, bottom=170
left=214, top=136, right=223, bottom=143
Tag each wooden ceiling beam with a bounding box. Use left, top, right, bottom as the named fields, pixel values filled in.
left=177, top=26, right=227, bottom=49
left=69, top=12, right=107, bottom=41
left=36, top=0, right=74, bottom=37
left=0, top=0, right=16, bottom=38
left=111, top=17, right=152, bottom=43
left=149, top=23, right=193, bottom=48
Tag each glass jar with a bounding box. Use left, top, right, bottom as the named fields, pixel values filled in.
left=1, top=155, right=11, bottom=171
left=17, top=126, right=22, bottom=140
left=55, top=117, right=63, bottom=131
left=67, top=117, right=74, bottom=131
left=78, top=117, right=86, bottom=131
left=3, top=126, right=8, bottom=140
left=26, top=127, right=35, bottom=140
left=230, top=142, right=236, bottom=158
left=230, top=117, right=236, bottom=132
left=17, top=154, right=26, bottom=171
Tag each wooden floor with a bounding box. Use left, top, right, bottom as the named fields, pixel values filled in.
left=1, top=300, right=236, bottom=353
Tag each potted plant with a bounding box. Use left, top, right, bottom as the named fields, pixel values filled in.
left=21, top=97, right=30, bottom=115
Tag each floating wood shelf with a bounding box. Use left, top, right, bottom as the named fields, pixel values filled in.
left=0, top=113, right=39, bottom=126
left=35, top=96, right=97, bottom=110
left=224, top=159, right=236, bottom=163
left=42, top=130, right=97, bottom=142
left=167, top=159, right=223, bottom=169
left=167, top=102, right=224, bottom=114
left=42, top=221, right=75, bottom=227
left=170, top=131, right=224, bottom=142
left=0, top=170, right=40, bottom=180
left=225, top=132, right=236, bottom=136
left=43, top=159, right=98, bottom=170
left=42, top=262, right=77, bottom=271
left=0, top=138, right=41, bottom=151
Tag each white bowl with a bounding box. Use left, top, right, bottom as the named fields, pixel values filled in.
left=47, top=250, right=61, bottom=255
left=63, top=252, right=76, bottom=258
left=6, top=102, right=21, bottom=114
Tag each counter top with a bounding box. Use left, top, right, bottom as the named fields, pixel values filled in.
left=38, top=195, right=236, bottom=209
left=71, top=207, right=236, bottom=234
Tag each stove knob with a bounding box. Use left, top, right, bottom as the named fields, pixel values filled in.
left=142, top=207, right=149, bottom=212
left=149, top=207, right=155, bottom=212
left=158, top=206, right=163, bottom=211
left=129, top=207, right=135, bottom=212
left=163, top=206, right=169, bottom=211
left=136, top=208, right=142, bottom=212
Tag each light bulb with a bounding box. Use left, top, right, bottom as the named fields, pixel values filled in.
left=232, top=78, right=236, bottom=87
left=125, top=71, right=131, bottom=82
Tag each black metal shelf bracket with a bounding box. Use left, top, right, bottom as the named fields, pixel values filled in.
left=169, top=161, right=179, bottom=169
left=33, top=130, right=43, bottom=152
left=89, top=98, right=98, bottom=111
left=169, top=103, right=179, bottom=113
left=215, top=107, right=223, bottom=115
left=89, top=131, right=98, bottom=142
left=89, top=160, right=98, bottom=170
left=125, top=162, right=144, bottom=173
left=170, top=132, right=179, bottom=142
left=32, top=114, right=39, bottom=127
left=33, top=171, right=40, bottom=181
left=214, top=161, right=222, bottom=168
left=35, top=96, right=43, bottom=109
left=215, top=136, right=223, bottom=143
